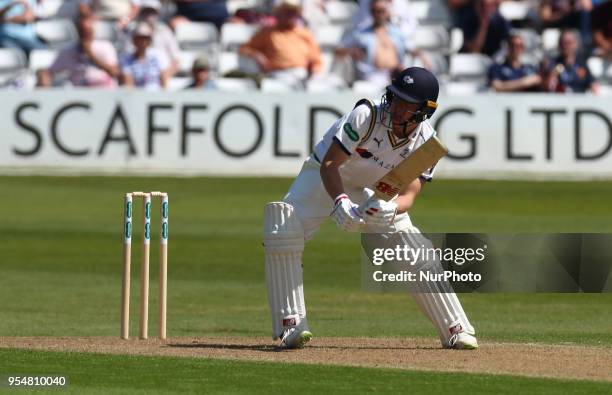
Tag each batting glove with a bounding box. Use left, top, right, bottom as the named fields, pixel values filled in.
left=361, top=196, right=397, bottom=227
left=331, top=194, right=365, bottom=232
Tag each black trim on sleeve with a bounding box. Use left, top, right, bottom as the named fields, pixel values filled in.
left=333, top=136, right=352, bottom=156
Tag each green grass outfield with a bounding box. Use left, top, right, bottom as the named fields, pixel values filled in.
left=1, top=176, right=611, bottom=393
left=2, top=349, right=611, bottom=395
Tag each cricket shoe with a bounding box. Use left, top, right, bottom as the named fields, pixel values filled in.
left=447, top=332, right=478, bottom=350
left=279, top=316, right=312, bottom=349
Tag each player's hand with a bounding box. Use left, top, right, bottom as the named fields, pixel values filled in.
left=361, top=196, right=397, bottom=227
left=331, top=194, right=364, bottom=232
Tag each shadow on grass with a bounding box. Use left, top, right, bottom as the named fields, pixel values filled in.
left=167, top=342, right=438, bottom=352
left=168, top=343, right=283, bottom=352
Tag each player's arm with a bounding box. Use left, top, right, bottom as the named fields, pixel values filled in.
left=321, top=141, right=365, bottom=231
left=394, top=177, right=425, bottom=214
left=320, top=104, right=373, bottom=232
left=491, top=75, right=541, bottom=92
left=320, top=141, right=350, bottom=200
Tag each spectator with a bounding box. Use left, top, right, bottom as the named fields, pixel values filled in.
left=353, top=0, right=418, bottom=43
left=38, top=16, right=119, bottom=87
left=170, top=0, right=229, bottom=31
left=449, top=0, right=511, bottom=57
left=488, top=34, right=542, bottom=92
left=337, top=0, right=429, bottom=87
left=239, top=0, right=322, bottom=88
left=544, top=29, right=599, bottom=93
left=539, top=0, right=592, bottom=48
left=126, top=0, right=180, bottom=77
left=186, top=56, right=217, bottom=89
left=79, top=0, right=140, bottom=29
left=591, top=0, right=612, bottom=58
left=120, top=22, right=167, bottom=89
left=0, top=0, right=44, bottom=54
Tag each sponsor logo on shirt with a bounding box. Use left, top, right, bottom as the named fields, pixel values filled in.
left=343, top=123, right=359, bottom=142
left=356, top=148, right=373, bottom=158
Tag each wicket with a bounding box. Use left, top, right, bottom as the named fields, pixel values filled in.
left=121, top=191, right=168, bottom=340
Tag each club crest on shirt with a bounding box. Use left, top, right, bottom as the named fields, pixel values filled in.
left=343, top=123, right=359, bottom=141
left=356, top=148, right=373, bottom=158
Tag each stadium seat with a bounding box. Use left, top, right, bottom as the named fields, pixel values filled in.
left=587, top=57, right=612, bottom=82
left=542, top=28, right=561, bottom=56
left=424, top=52, right=449, bottom=77
left=325, top=1, right=358, bottom=26
left=37, top=0, right=79, bottom=19
left=409, top=0, right=451, bottom=26
left=320, top=51, right=336, bottom=75
left=29, top=49, right=60, bottom=71
left=94, top=20, right=118, bottom=42
left=599, top=85, right=612, bottom=96
left=499, top=1, right=530, bottom=22
left=218, top=51, right=238, bottom=74
left=0, top=48, right=27, bottom=86
left=260, top=78, right=293, bottom=92
left=214, top=77, right=258, bottom=92
left=445, top=81, right=484, bottom=95
left=226, top=0, right=262, bottom=14
left=306, top=75, right=347, bottom=92
left=35, top=19, right=78, bottom=49
left=409, top=0, right=430, bottom=21
left=218, top=52, right=260, bottom=75
left=220, top=23, right=258, bottom=51
left=450, top=53, right=491, bottom=82
left=168, top=77, right=191, bottom=91
left=314, top=24, right=346, bottom=52
left=175, top=21, right=218, bottom=50
left=412, top=25, right=449, bottom=52
left=352, top=80, right=385, bottom=95
left=450, top=28, right=464, bottom=53
left=178, top=50, right=202, bottom=76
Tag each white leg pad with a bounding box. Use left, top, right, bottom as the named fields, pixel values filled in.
left=395, top=232, right=476, bottom=346
left=263, top=202, right=307, bottom=339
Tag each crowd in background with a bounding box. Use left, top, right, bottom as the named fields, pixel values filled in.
left=0, top=0, right=610, bottom=94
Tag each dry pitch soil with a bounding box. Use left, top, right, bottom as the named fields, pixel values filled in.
left=1, top=337, right=612, bottom=382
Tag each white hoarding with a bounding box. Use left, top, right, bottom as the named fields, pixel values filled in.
left=0, top=90, right=611, bottom=179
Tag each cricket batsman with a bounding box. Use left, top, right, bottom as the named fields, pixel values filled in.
left=263, top=67, right=478, bottom=350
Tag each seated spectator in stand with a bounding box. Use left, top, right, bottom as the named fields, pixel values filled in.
left=79, top=0, right=140, bottom=28
left=488, top=34, right=542, bottom=92
left=126, top=0, right=180, bottom=77
left=544, top=29, right=599, bottom=93
left=186, top=56, right=217, bottom=89
left=170, top=0, right=229, bottom=31
left=0, top=0, right=44, bottom=54
left=449, top=0, right=511, bottom=57
left=591, top=0, right=612, bottom=58
left=539, top=0, right=592, bottom=48
left=239, top=0, right=322, bottom=88
left=336, top=0, right=429, bottom=87
left=120, top=22, right=167, bottom=89
left=353, top=0, right=418, bottom=43
left=38, top=16, right=119, bottom=87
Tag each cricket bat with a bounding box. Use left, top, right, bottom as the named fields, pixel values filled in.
left=368, top=136, right=448, bottom=202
